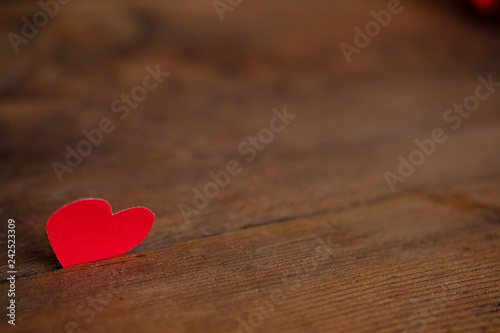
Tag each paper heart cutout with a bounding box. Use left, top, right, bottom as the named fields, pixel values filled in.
left=46, top=199, right=154, bottom=268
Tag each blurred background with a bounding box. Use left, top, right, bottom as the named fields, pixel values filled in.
left=1, top=0, right=499, bottom=100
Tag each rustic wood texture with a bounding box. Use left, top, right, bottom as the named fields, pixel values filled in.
left=1, top=0, right=500, bottom=332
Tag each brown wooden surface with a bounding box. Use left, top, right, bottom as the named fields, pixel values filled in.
left=1, top=0, right=500, bottom=332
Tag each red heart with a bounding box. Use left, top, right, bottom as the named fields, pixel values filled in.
left=46, top=199, right=154, bottom=268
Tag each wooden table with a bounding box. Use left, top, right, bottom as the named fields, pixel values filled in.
left=1, top=0, right=499, bottom=332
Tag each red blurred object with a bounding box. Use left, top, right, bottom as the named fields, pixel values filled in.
left=472, top=0, right=497, bottom=13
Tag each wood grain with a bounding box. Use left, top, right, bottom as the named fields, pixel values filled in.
left=1, top=0, right=499, bottom=332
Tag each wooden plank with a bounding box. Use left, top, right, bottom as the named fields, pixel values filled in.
left=7, top=191, right=500, bottom=332
left=1, top=0, right=499, bottom=332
